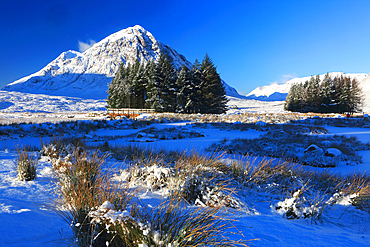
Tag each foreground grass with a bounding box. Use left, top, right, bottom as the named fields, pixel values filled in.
left=40, top=137, right=370, bottom=245
left=14, top=146, right=37, bottom=181
left=44, top=140, right=249, bottom=246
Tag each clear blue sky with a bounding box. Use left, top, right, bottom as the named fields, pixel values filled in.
left=1, top=0, right=370, bottom=95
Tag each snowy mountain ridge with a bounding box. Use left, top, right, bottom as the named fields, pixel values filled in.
left=3, top=25, right=240, bottom=99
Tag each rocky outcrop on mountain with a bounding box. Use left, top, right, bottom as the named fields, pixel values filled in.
left=3, top=25, right=239, bottom=99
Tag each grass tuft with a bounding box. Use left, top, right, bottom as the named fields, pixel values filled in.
left=14, top=146, right=37, bottom=181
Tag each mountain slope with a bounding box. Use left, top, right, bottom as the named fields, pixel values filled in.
left=3, top=25, right=240, bottom=99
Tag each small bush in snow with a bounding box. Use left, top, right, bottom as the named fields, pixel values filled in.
left=274, top=189, right=324, bottom=220
left=14, top=147, right=37, bottom=181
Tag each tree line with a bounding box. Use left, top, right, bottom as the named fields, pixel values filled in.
left=106, top=53, right=228, bottom=114
left=284, top=73, right=363, bottom=113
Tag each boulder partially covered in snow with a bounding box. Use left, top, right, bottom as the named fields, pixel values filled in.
left=304, top=144, right=323, bottom=153
left=325, top=148, right=342, bottom=157
left=302, top=144, right=339, bottom=167
left=136, top=132, right=147, bottom=138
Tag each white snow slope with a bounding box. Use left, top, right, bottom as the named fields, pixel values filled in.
left=2, top=25, right=240, bottom=99
left=246, top=72, right=370, bottom=112
left=1, top=119, right=370, bottom=246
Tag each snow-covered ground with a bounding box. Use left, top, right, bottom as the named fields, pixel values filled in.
left=0, top=91, right=106, bottom=113
left=0, top=92, right=370, bottom=246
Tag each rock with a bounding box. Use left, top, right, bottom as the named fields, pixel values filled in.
left=325, top=148, right=342, bottom=157
left=304, top=144, right=323, bottom=153
left=136, top=132, right=147, bottom=138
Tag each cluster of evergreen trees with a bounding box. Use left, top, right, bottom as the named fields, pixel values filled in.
left=106, top=53, right=228, bottom=114
left=284, top=74, right=363, bottom=113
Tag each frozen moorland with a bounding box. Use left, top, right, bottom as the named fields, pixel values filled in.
left=0, top=92, right=370, bottom=246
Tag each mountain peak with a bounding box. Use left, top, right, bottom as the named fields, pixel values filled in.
left=3, top=25, right=240, bottom=100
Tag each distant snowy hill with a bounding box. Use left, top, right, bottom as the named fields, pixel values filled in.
left=3, top=25, right=241, bottom=99
left=246, top=72, right=370, bottom=112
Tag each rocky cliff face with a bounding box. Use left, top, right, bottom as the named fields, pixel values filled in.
left=4, top=25, right=238, bottom=99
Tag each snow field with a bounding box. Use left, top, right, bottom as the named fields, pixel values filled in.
left=0, top=110, right=370, bottom=246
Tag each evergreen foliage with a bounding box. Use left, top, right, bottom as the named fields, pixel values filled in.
left=106, top=53, right=228, bottom=114
left=176, top=65, right=193, bottom=113
left=200, top=54, right=228, bottom=114
left=187, top=59, right=203, bottom=113
left=284, top=74, right=363, bottom=113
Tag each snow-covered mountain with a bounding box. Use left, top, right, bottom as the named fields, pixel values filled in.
left=3, top=25, right=240, bottom=99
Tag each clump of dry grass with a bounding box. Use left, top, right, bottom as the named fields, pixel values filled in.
left=52, top=149, right=139, bottom=246
left=115, top=150, right=246, bottom=210
left=47, top=143, right=249, bottom=246
left=87, top=193, right=250, bottom=247
left=337, top=172, right=370, bottom=212
left=14, top=146, right=37, bottom=181
left=129, top=193, right=250, bottom=247
left=229, top=155, right=370, bottom=220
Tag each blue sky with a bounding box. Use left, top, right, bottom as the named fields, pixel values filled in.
left=1, top=0, right=370, bottom=95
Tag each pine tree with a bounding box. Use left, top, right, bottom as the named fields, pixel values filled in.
left=285, top=84, right=299, bottom=111
left=186, top=59, right=203, bottom=113
left=152, top=53, right=172, bottom=112
left=200, top=54, right=228, bottom=114
left=347, top=78, right=363, bottom=113
left=159, top=53, right=178, bottom=112
left=319, top=73, right=333, bottom=113
left=146, top=60, right=163, bottom=111
left=339, top=77, right=351, bottom=113
left=176, top=65, right=192, bottom=113
left=305, top=76, right=320, bottom=112
left=130, top=59, right=147, bottom=109
left=119, top=63, right=134, bottom=108
left=106, top=63, right=124, bottom=108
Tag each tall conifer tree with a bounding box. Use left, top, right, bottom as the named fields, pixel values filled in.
left=176, top=65, right=192, bottom=113
left=200, top=54, right=228, bottom=114
left=186, top=59, right=203, bottom=113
